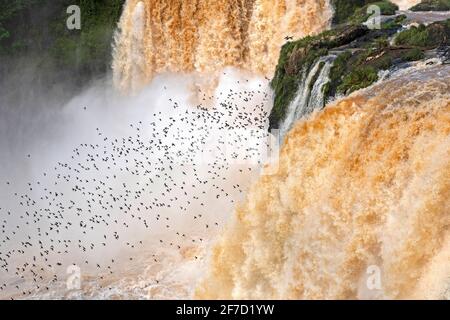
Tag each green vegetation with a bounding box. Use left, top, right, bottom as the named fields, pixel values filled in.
left=380, top=14, right=407, bottom=30
left=322, top=51, right=351, bottom=98
left=403, top=48, right=425, bottom=61
left=324, top=47, right=393, bottom=98
left=395, top=25, right=431, bottom=47
left=410, top=0, right=450, bottom=11
left=269, top=13, right=449, bottom=129
left=337, top=66, right=379, bottom=94
left=394, top=20, right=450, bottom=48
left=347, top=1, right=399, bottom=25
left=0, top=0, right=125, bottom=87
left=331, top=0, right=378, bottom=24
left=269, top=25, right=368, bottom=128
left=331, top=0, right=398, bottom=25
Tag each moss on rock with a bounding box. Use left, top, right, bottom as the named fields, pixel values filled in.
left=331, top=0, right=379, bottom=25
left=268, top=15, right=448, bottom=130
left=394, top=20, right=450, bottom=48
left=331, top=0, right=399, bottom=25
left=410, top=0, right=450, bottom=11
left=347, top=1, right=399, bottom=25
left=337, top=65, right=379, bottom=94
left=269, top=25, right=369, bottom=128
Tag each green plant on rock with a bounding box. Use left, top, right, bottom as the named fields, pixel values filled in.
left=375, top=36, right=390, bottom=49
left=380, top=14, right=407, bottom=30
left=350, top=1, right=399, bottom=24
left=373, top=54, right=393, bottom=69
left=402, top=48, right=425, bottom=61
left=337, top=65, right=379, bottom=95
left=395, top=20, right=450, bottom=48
left=410, top=0, right=450, bottom=11
left=269, top=24, right=369, bottom=128
left=331, top=0, right=379, bottom=25
left=395, top=25, right=431, bottom=47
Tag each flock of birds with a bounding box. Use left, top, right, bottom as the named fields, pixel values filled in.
left=0, top=76, right=272, bottom=299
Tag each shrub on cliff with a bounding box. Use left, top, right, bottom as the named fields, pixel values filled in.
left=410, top=0, right=450, bottom=11
left=348, top=1, right=399, bottom=24
left=332, top=0, right=399, bottom=25
left=337, top=66, right=379, bottom=95
left=394, top=20, right=450, bottom=48
left=403, top=48, right=425, bottom=61
left=269, top=25, right=369, bottom=128
left=332, top=0, right=378, bottom=24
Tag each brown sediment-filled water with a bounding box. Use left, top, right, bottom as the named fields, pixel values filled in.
left=196, top=65, right=450, bottom=300
left=112, top=0, right=333, bottom=92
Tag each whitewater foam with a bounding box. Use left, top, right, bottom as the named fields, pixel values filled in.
left=196, top=65, right=450, bottom=300
left=112, top=0, right=333, bottom=92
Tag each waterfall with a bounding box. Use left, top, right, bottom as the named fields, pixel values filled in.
left=279, top=55, right=336, bottom=139
left=196, top=65, right=450, bottom=300
left=112, top=0, right=333, bottom=92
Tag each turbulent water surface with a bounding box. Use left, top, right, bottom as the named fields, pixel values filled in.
left=112, top=0, right=333, bottom=92
left=0, top=0, right=449, bottom=300
left=197, top=65, right=450, bottom=300
left=0, top=70, right=274, bottom=300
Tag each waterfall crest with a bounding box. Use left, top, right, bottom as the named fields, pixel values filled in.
left=112, top=0, right=333, bottom=92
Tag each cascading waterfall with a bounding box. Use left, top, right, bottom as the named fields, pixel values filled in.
left=196, top=65, right=450, bottom=300
left=109, top=0, right=449, bottom=301
left=279, top=55, right=336, bottom=139
left=112, top=0, right=428, bottom=93
left=112, top=0, right=333, bottom=92
left=1, top=0, right=448, bottom=301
